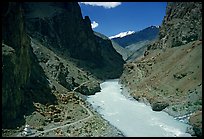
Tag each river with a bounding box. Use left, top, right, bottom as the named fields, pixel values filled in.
left=86, top=79, right=191, bottom=137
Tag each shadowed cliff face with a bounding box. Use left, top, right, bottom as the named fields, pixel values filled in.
left=2, top=3, right=56, bottom=128
left=23, top=2, right=101, bottom=61
left=2, top=2, right=124, bottom=129
left=2, top=2, right=31, bottom=128
left=23, top=2, right=124, bottom=79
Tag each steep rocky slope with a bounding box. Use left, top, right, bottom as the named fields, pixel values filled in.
left=30, top=37, right=100, bottom=95
left=23, top=2, right=124, bottom=80
left=2, top=2, right=125, bottom=136
left=125, top=40, right=153, bottom=62
left=2, top=3, right=56, bottom=128
left=94, top=31, right=131, bottom=61
left=149, top=2, right=202, bottom=49
left=120, top=2, right=202, bottom=137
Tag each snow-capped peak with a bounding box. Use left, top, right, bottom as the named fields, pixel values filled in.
left=156, top=25, right=160, bottom=28
left=109, top=31, right=135, bottom=39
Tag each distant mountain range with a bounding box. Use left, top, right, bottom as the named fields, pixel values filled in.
left=110, top=26, right=159, bottom=48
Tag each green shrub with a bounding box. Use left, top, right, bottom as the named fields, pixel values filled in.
left=172, top=107, right=177, bottom=111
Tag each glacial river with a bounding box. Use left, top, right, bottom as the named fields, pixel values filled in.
left=87, top=79, right=191, bottom=137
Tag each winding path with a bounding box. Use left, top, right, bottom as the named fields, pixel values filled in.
left=27, top=103, right=93, bottom=137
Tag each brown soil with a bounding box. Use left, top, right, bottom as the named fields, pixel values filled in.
left=120, top=40, right=202, bottom=135
left=2, top=81, right=124, bottom=137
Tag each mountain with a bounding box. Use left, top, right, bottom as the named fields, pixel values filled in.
left=2, top=2, right=125, bottom=132
left=2, top=3, right=57, bottom=128
left=23, top=2, right=124, bottom=80
left=111, top=26, right=159, bottom=48
left=94, top=31, right=131, bottom=61
left=120, top=2, right=202, bottom=137
left=125, top=40, right=152, bottom=62
left=148, top=2, right=202, bottom=49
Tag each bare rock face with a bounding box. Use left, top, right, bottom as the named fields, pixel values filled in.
left=23, top=2, right=124, bottom=79
left=2, top=3, right=32, bottom=128
left=150, top=2, right=202, bottom=49
left=151, top=101, right=169, bottom=111
left=119, top=2, right=202, bottom=137
left=2, top=3, right=56, bottom=128
left=189, top=111, right=202, bottom=137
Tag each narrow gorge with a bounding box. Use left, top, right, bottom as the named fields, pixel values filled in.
left=2, top=2, right=202, bottom=137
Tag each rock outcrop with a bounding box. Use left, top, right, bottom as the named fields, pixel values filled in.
left=30, top=37, right=101, bottom=95
left=2, top=2, right=56, bottom=128
left=151, top=101, right=169, bottom=111
left=23, top=2, right=124, bottom=80
left=2, top=2, right=124, bottom=134
left=94, top=31, right=131, bottom=61
left=189, top=111, right=202, bottom=137
left=149, top=2, right=202, bottom=49
left=120, top=2, right=202, bottom=136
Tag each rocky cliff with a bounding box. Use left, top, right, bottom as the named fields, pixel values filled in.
left=2, top=2, right=125, bottom=130
left=120, top=2, right=202, bottom=137
left=23, top=2, right=124, bottom=80
left=2, top=3, right=56, bottom=128
left=149, top=2, right=202, bottom=49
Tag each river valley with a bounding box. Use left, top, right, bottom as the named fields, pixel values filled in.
left=87, top=79, right=192, bottom=137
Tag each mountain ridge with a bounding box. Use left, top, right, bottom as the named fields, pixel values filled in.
left=23, top=2, right=125, bottom=80
left=119, top=2, right=202, bottom=137
left=2, top=2, right=125, bottom=132
left=111, top=26, right=159, bottom=47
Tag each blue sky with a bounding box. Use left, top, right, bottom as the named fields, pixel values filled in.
left=79, top=2, right=167, bottom=37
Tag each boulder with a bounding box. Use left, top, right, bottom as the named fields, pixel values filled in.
left=189, top=111, right=202, bottom=137
left=53, top=117, right=61, bottom=122
left=151, top=101, right=169, bottom=111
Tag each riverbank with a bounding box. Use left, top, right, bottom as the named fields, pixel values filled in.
left=119, top=41, right=202, bottom=136
left=119, top=83, right=197, bottom=136
left=2, top=86, right=124, bottom=137
left=87, top=79, right=191, bottom=137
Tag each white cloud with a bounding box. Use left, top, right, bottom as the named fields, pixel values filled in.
left=91, top=21, right=99, bottom=29
left=80, top=2, right=121, bottom=9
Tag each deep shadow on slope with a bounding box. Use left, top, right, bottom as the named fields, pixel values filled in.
left=2, top=2, right=57, bottom=128
left=23, top=2, right=125, bottom=80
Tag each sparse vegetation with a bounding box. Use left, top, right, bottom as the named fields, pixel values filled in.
left=37, top=127, right=44, bottom=131
left=193, top=100, right=202, bottom=106
left=172, top=107, right=177, bottom=112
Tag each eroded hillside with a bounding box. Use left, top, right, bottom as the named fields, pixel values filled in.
left=2, top=2, right=125, bottom=137
left=2, top=3, right=57, bottom=129
left=120, top=2, right=202, bottom=137
left=23, top=2, right=124, bottom=80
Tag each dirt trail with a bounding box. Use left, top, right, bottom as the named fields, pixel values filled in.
left=27, top=103, right=93, bottom=137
